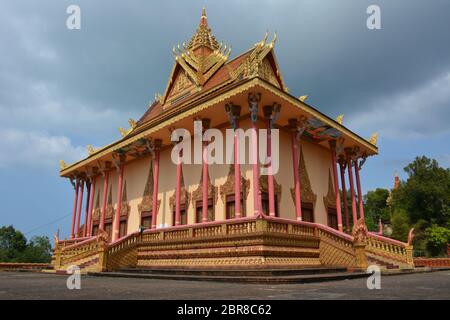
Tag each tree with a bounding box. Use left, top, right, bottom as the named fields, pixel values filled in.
left=19, top=236, right=52, bottom=263
left=364, top=188, right=390, bottom=231
left=425, top=225, right=450, bottom=257
left=0, top=226, right=27, bottom=261
left=394, top=156, right=450, bottom=226
left=0, top=226, right=52, bottom=263
left=390, top=208, right=410, bottom=242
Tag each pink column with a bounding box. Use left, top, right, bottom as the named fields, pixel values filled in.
left=226, top=103, right=242, bottom=218
left=151, top=141, right=161, bottom=229
left=354, top=159, right=365, bottom=219
left=175, top=149, right=182, bottom=226
left=70, top=179, right=80, bottom=239
left=99, top=171, right=109, bottom=231
left=339, top=160, right=350, bottom=232
left=249, top=93, right=261, bottom=216
left=87, top=179, right=95, bottom=236
left=82, top=182, right=91, bottom=237
left=346, top=150, right=358, bottom=226
left=112, top=161, right=125, bottom=242
left=202, top=119, right=211, bottom=222
left=330, top=142, right=343, bottom=232
left=289, top=120, right=302, bottom=221
left=378, top=219, right=383, bottom=235
left=75, top=180, right=84, bottom=238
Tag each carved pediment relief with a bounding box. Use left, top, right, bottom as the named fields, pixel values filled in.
left=105, top=185, right=114, bottom=220
left=169, top=167, right=191, bottom=211
left=191, top=168, right=218, bottom=209
left=92, top=189, right=101, bottom=222
left=219, top=164, right=250, bottom=203
left=290, top=146, right=317, bottom=207
left=167, top=70, right=196, bottom=101
left=138, top=161, right=161, bottom=215
left=259, top=174, right=282, bottom=201
left=119, top=181, right=130, bottom=217
left=323, top=170, right=336, bottom=211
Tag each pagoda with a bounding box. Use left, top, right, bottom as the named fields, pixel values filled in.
left=54, top=9, right=414, bottom=273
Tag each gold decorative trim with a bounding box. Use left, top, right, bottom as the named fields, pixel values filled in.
left=290, top=146, right=317, bottom=207
left=60, top=77, right=378, bottom=176
left=219, top=164, right=250, bottom=205
left=119, top=181, right=130, bottom=217
left=105, top=185, right=114, bottom=219
left=191, top=168, right=218, bottom=210
left=92, top=189, right=101, bottom=222
left=169, top=167, right=191, bottom=212
left=138, top=161, right=161, bottom=215
left=323, top=169, right=336, bottom=212
left=259, top=175, right=282, bottom=202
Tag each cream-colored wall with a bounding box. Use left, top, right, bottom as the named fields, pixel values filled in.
left=300, top=139, right=334, bottom=225
left=99, top=120, right=336, bottom=236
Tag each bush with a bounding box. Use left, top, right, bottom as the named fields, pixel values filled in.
left=425, top=225, right=450, bottom=257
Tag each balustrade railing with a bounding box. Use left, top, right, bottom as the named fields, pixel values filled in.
left=366, top=232, right=410, bottom=264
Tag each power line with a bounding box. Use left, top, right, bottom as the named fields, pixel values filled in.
left=23, top=213, right=72, bottom=236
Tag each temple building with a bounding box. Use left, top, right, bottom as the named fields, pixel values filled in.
left=53, top=9, right=414, bottom=273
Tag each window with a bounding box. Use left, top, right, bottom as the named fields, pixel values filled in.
left=301, top=202, right=314, bottom=222
left=119, top=218, right=127, bottom=238
left=91, top=224, right=99, bottom=236
left=261, top=192, right=279, bottom=217
left=104, top=220, right=112, bottom=240
left=327, top=208, right=338, bottom=230
left=195, top=199, right=214, bottom=223
left=141, top=211, right=152, bottom=229
left=226, top=194, right=245, bottom=219
left=172, top=204, right=188, bottom=226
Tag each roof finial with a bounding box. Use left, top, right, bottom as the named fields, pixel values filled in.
left=200, top=7, right=208, bottom=26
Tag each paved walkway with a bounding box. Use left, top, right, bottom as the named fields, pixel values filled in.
left=0, top=270, right=449, bottom=299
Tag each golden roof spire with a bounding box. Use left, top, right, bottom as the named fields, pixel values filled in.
left=200, top=7, right=207, bottom=26
left=186, top=7, right=220, bottom=51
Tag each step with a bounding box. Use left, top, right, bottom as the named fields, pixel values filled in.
left=117, top=267, right=348, bottom=277
left=88, top=270, right=367, bottom=284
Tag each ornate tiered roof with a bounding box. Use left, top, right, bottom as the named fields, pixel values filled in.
left=59, top=8, right=378, bottom=177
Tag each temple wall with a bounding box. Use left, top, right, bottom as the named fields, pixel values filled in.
left=95, top=120, right=336, bottom=237
left=300, top=139, right=334, bottom=225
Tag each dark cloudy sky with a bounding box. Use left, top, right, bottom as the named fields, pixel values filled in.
left=1, top=0, right=449, bottom=239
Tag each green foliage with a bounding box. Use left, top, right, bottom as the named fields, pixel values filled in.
left=390, top=208, right=410, bottom=242
left=363, top=156, right=450, bottom=256
left=395, top=156, right=450, bottom=225
left=425, top=225, right=450, bottom=257
left=363, top=188, right=390, bottom=231
left=0, top=226, right=52, bottom=263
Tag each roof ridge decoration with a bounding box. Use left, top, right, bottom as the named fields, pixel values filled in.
left=162, top=8, right=231, bottom=103
left=230, top=32, right=287, bottom=92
